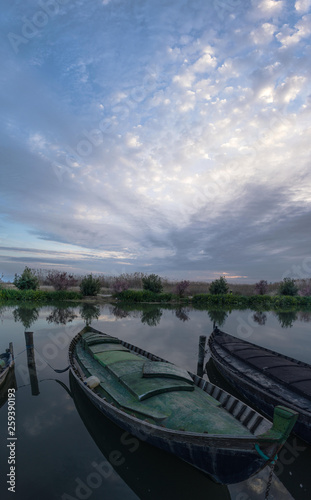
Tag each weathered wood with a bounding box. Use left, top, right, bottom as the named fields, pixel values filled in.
left=25, top=331, right=40, bottom=396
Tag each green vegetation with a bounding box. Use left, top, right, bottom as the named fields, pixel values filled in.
left=142, top=274, right=163, bottom=293
left=0, top=289, right=81, bottom=302
left=192, top=293, right=311, bottom=309
left=278, top=277, right=299, bottom=296
left=13, top=266, right=39, bottom=290
left=209, top=276, right=229, bottom=295
left=116, top=290, right=173, bottom=303
left=80, top=274, right=101, bottom=296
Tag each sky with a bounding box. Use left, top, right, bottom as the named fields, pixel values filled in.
left=0, top=0, right=311, bottom=283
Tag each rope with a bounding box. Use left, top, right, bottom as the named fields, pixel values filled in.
left=31, top=346, right=70, bottom=373
left=254, top=444, right=278, bottom=500
left=265, top=461, right=276, bottom=500
left=14, top=348, right=27, bottom=357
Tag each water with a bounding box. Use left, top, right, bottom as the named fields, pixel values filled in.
left=0, top=303, right=310, bottom=500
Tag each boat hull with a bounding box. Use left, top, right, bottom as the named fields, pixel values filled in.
left=208, top=330, right=311, bottom=445
left=70, top=367, right=268, bottom=484
left=69, top=327, right=298, bottom=484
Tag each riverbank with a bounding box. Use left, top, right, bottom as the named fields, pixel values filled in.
left=1, top=286, right=311, bottom=310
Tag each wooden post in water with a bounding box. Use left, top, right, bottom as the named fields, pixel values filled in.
left=25, top=331, right=40, bottom=396
left=197, top=335, right=207, bottom=377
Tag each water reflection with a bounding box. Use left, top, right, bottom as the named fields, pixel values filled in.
left=13, top=305, right=39, bottom=330
left=207, top=309, right=229, bottom=327
left=174, top=307, right=190, bottom=322
left=253, top=311, right=267, bottom=326
left=275, top=310, right=298, bottom=328
left=79, top=303, right=101, bottom=325
left=46, top=306, right=78, bottom=325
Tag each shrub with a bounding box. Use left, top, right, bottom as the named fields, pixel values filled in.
left=46, top=270, right=78, bottom=291
left=13, top=267, right=39, bottom=290
left=142, top=274, right=163, bottom=293
left=175, top=280, right=190, bottom=298
left=254, top=280, right=268, bottom=295
left=80, top=274, right=101, bottom=296
left=278, top=277, right=299, bottom=296
left=298, top=279, right=311, bottom=297
left=112, top=277, right=130, bottom=293
left=209, top=276, right=229, bottom=295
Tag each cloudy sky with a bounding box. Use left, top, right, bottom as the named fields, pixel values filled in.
left=1, top=0, right=311, bottom=283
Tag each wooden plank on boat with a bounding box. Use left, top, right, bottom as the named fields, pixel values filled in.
left=142, top=361, right=194, bottom=384
left=88, top=343, right=130, bottom=355
left=94, top=350, right=143, bottom=368
left=120, top=372, right=194, bottom=401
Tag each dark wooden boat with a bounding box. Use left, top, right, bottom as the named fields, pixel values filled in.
left=0, top=342, right=14, bottom=388
left=0, top=343, right=15, bottom=408
left=208, top=328, right=311, bottom=444
left=69, top=326, right=298, bottom=484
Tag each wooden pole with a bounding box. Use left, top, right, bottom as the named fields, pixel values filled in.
left=197, top=335, right=206, bottom=377
left=25, top=332, right=40, bottom=396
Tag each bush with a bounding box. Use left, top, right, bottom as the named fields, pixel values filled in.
left=13, top=267, right=39, bottom=290
left=116, top=290, right=172, bottom=303
left=46, top=270, right=78, bottom=290
left=209, top=276, right=229, bottom=295
left=142, top=274, right=163, bottom=293
left=278, top=277, right=299, bottom=296
left=80, top=274, right=101, bottom=296
left=112, top=277, right=130, bottom=293
left=175, top=280, right=190, bottom=298
left=254, top=280, right=268, bottom=295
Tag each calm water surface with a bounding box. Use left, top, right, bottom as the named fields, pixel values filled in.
left=0, top=303, right=310, bottom=500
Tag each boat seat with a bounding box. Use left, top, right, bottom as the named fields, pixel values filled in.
left=142, top=361, right=194, bottom=385
left=120, top=372, right=194, bottom=402
left=94, top=350, right=143, bottom=368
left=88, top=343, right=130, bottom=355
left=83, top=335, right=120, bottom=347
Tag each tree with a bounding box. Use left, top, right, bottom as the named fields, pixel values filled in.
left=142, top=274, right=163, bottom=293
left=13, top=267, right=39, bottom=290
left=278, top=277, right=298, bottom=296
left=80, top=274, right=101, bottom=296
left=209, top=276, right=229, bottom=295
left=254, top=280, right=268, bottom=295
left=175, top=280, right=190, bottom=298
left=112, top=277, right=130, bottom=293
left=46, top=270, right=78, bottom=290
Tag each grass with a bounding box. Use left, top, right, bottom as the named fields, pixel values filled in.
left=0, top=288, right=82, bottom=302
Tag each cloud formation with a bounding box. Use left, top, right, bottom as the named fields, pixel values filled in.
left=0, top=0, right=311, bottom=282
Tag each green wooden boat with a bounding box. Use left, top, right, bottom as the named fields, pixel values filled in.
left=69, top=326, right=298, bottom=484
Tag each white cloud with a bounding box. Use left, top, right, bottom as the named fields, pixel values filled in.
left=251, top=23, right=276, bottom=44
left=256, top=0, right=284, bottom=17
left=295, top=0, right=311, bottom=13
left=277, top=14, right=311, bottom=46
